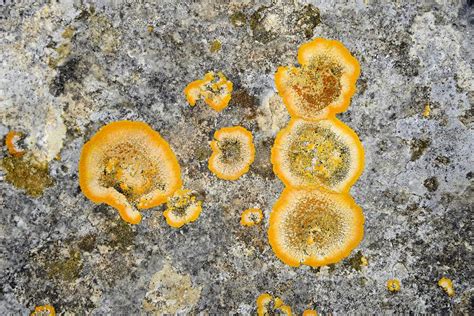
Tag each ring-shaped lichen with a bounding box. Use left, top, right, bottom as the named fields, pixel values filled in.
left=268, top=187, right=364, bottom=267
left=271, top=118, right=364, bottom=193
left=208, top=126, right=255, bottom=180
left=275, top=38, right=360, bottom=121
left=79, top=121, right=182, bottom=224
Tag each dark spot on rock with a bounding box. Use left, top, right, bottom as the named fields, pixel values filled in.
left=46, top=249, right=82, bottom=282
left=458, top=105, right=473, bottom=126
left=346, top=251, right=365, bottom=271
left=250, top=6, right=278, bottom=44
left=423, top=176, right=439, bottom=192
left=295, top=4, right=321, bottom=39
left=252, top=138, right=275, bottom=180
left=310, top=266, right=321, bottom=274
left=357, top=78, right=368, bottom=95
left=49, top=57, right=86, bottom=97
left=77, top=234, right=97, bottom=252
left=230, top=11, right=247, bottom=27
left=230, top=89, right=259, bottom=120
left=391, top=39, right=420, bottom=77
left=410, top=138, right=431, bottom=161
left=466, top=171, right=473, bottom=180
left=328, top=263, right=337, bottom=272
left=105, top=219, right=136, bottom=250
left=434, top=155, right=450, bottom=165
left=406, top=202, right=419, bottom=211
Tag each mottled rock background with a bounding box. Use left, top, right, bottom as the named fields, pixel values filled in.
left=1, top=0, right=473, bottom=314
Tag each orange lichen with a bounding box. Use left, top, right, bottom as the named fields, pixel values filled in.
left=184, top=71, right=233, bottom=112
left=302, top=310, right=318, bottom=316
left=256, top=293, right=292, bottom=316
left=423, top=103, right=431, bottom=117
left=268, top=187, right=364, bottom=267
left=208, top=126, right=255, bottom=180
left=163, top=189, right=202, bottom=228
left=438, top=277, right=455, bottom=297
left=271, top=118, right=364, bottom=193
left=240, top=208, right=263, bottom=226
left=275, top=38, right=360, bottom=121
left=31, top=305, right=55, bottom=316
left=387, top=279, right=401, bottom=292
left=79, top=121, right=182, bottom=224
left=5, top=131, right=25, bottom=157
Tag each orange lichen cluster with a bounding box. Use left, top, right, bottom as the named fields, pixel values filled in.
left=240, top=208, right=263, bottom=226
left=271, top=118, right=364, bottom=193
left=256, top=293, right=292, bottom=316
left=163, top=189, right=202, bottom=228
left=79, top=121, right=182, bottom=224
left=208, top=126, right=255, bottom=180
left=31, top=305, right=55, bottom=316
left=269, top=38, right=364, bottom=268
left=387, top=279, right=401, bottom=292
left=275, top=38, right=360, bottom=121
left=438, top=277, right=455, bottom=296
left=269, top=187, right=364, bottom=267
left=184, top=71, right=233, bottom=112
left=302, top=310, right=318, bottom=316
left=5, top=130, right=25, bottom=157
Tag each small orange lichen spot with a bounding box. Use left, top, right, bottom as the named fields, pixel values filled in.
left=271, top=118, right=364, bottom=193
left=5, top=131, right=25, bottom=157
left=303, top=309, right=318, bottom=316
left=423, top=103, right=431, bottom=118
left=256, top=293, right=292, bottom=316
left=31, top=305, right=55, bottom=316
left=79, top=121, right=182, bottom=225
left=240, top=208, right=263, bottom=226
left=438, top=277, right=455, bottom=297
left=268, top=187, right=364, bottom=267
left=275, top=38, right=360, bottom=120
left=184, top=71, right=233, bottom=112
left=208, top=126, right=255, bottom=180
left=360, top=255, right=368, bottom=266
left=163, top=189, right=202, bottom=228
left=387, top=279, right=401, bottom=292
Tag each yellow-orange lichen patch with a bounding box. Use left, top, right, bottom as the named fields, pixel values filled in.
left=184, top=71, right=233, bottom=112
left=271, top=118, right=364, bottom=193
left=268, top=187, right=364, bottom=267
left=256, top=293, right=292, bottom=316
left=31, top=305, right=55, bottom=316
left=209, top=126, right=255, bottom=180
left=387, top=279, right=401, bottom=292
left=438, top=277, right=455, bottom=297
left=275, top=38, right=360, bottom=121
left=5, top=131, right=25, bottom=157
left=79, top=121, right=182, bottom=224
left=240, top=208, right=263, bottom=226
left=163, top=189, right=202, bottom=228
left=423, top=103, right=431, bottom=118
left=303, top=309, right=318, bottom=316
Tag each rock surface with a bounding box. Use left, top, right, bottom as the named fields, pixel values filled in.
left=0, top=1, right=473, bottom=314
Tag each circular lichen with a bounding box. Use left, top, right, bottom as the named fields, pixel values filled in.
left=240, top=208, right=263, bottom=226
left=208, top=126, right=255, bottom=180
left=163, top=189, right=203, bottom=228
left=79, top=121, right=182, bottom=224
left=268, top=187, right=364, bottom=267
left=275, top=38, right=360, bottom=120
left=271, top=118, right=364, bottom=192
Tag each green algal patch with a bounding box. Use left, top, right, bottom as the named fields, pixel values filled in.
left=1, top=155, right=54, bottom=197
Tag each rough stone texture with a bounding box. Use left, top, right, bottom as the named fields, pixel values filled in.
left=0, top=1, right=473, bottom=314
